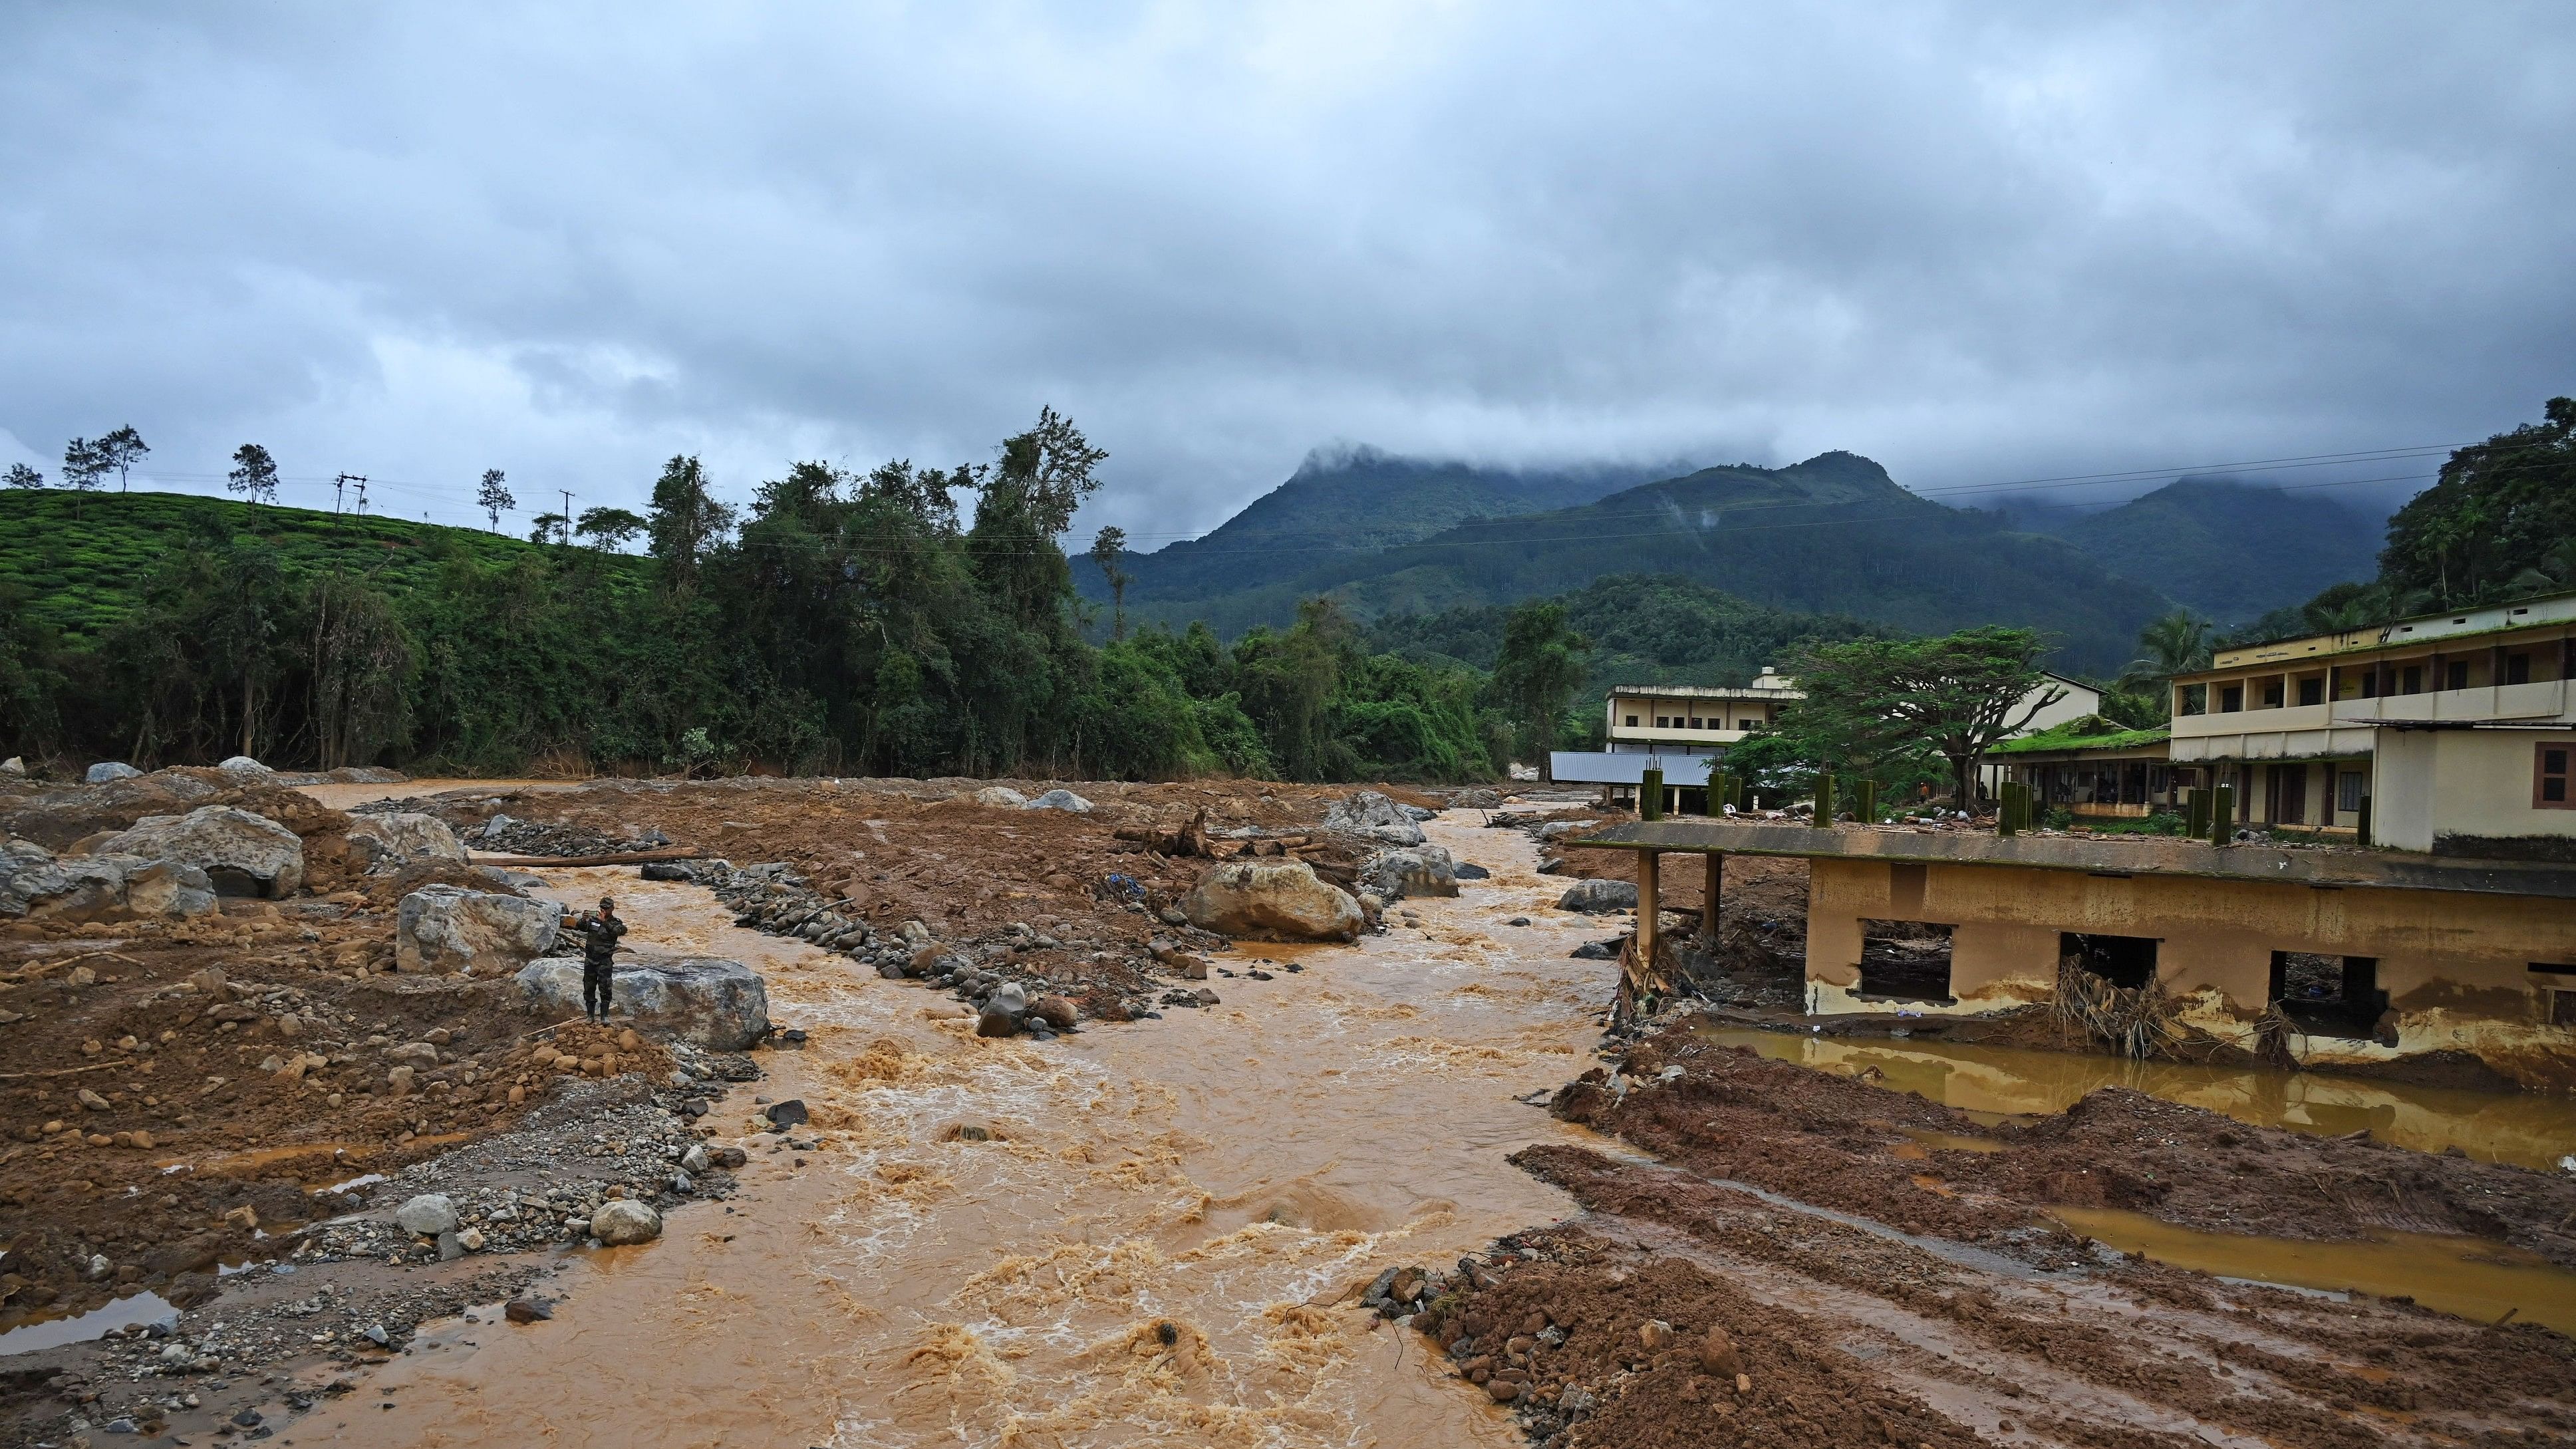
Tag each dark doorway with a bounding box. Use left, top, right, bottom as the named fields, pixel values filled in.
left=2269, top=951, right=2385, bottom=1038
left=1858, top=920, right=1955, bottom=1003
left=2062, top=932, right=2157, bottom=990
left=2269, top=763, right=2308, bottom=825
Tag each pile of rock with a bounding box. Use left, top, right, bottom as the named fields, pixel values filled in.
left=1322, top=789, right=1433, bottom=846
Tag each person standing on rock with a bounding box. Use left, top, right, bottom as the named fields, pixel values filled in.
left=564, top=896, right=628, bottom=1023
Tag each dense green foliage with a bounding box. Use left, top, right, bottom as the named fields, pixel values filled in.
left=2015, top=477, right=2382, bottom=624
left=1113, top=451, right=2171, bottom=673
left=2379, top=396, right=2576, bottom=608
left=1729, top=626, right=2059, bottom=810
left=0, top=418, right=1504, bottom=783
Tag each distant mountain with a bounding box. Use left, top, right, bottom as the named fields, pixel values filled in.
left=1368, top=573, right=1885, bottom=696
left=1116, top=450, right=2171, bottom=674
left=1089, top=448, right=1670, bottom=605
left=2014, top=477, right=2383, bottom=623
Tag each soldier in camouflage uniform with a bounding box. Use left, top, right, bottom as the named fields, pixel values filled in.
left=563, top=896, right=628, bottom=1023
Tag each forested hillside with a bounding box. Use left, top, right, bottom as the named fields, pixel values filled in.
left=0, top=416, right=1508, bottom=783
left=2012, top=477, right=2382, bottom=622
left=1368, top=574, right=1881, bottom=694
left=1121, top=451, right=2170, bottom=673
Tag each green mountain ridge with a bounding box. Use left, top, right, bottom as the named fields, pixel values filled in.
left=2007, top=476, right=2382, bottom=622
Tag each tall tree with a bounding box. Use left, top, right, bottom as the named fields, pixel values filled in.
left=1089, top=525, right=1131, bottom=640
left=1489, top=599, right=1590, bottom=759
left=96, top=426, right=149, bottom=492
left=576, top=506, right=648, bottom=551
left=527, top=511, right=569, bottom=545
left=1781, top=626, right=2062, bottom=810
left=226, top=444, right=281, bottom=504
left=3, top=463, right=41, bottom=489
left=476, top=469, right=515, bottom=531
left=2380, top=396, right=2576, bottom=606
left=60, top=438, right=107, bottom=491
left=647, top=455, right=736, bottom=594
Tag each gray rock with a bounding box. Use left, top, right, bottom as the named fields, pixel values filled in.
left=396, top=886, right=561, bottom=975
left=1358, top=845, right=1459, bottom=902
left=1455, top=862, right=1491, bottom=880
left=1024, top=788, right=1093, bottom=813
left=347, top=813, right=467, bottom=872
left=0, top=837, right=217, bottom=921
left=394, top=1193, right=460, bottom=1236
left=514, top=955, right=771, bottom=1049
left=0, top=756, right=23, bottom=778
left=991, top=981, right=1029, bottom=1014
left=971, top=785, right=1028, bottom=808
left=215, top=755, right=274, bottom=778
left=386, top=1041, right=440, bottom=1067
left=85, top=761, right=143, bottom=783
left=764, top=1098, right=808, bottom=1128
left=591, top=1200, right=662, bottom=1246
left=1557, top=878, right=1639, bottom=913
left=96, top=805, right=304, bottom=898
left=975, top=1007, right=1020, bottom=1037
left=1181, top=859, right=1365, bottom=942
left=680, top=1144, right=710, bottom=1174
left=1323, top=790, right=1427, bottom=846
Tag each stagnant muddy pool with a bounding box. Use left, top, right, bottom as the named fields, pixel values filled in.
left=1697, top=1025, right=2576, bottom=1171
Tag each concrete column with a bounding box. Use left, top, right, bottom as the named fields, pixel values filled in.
left=1638, top=850, right=1660, bottom=964
left=1702, top=851, right=1723, bottom=942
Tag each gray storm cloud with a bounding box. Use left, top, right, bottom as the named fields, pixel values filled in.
left=1, top=2, right=2569, bottom=539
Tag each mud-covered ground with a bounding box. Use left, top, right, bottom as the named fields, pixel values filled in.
left=1380, top=1024, right=2576, bottom=1448
left=0, top=769, right=1437, bottom=1443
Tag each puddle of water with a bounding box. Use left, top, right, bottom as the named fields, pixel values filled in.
left=2051, top=1206, right=2576, bottom=1335
left=0, top=1291, right=177, bottom=1358
left=1897, top=1126, right=2007, bottom=1154
left=1700, top=1027, right=2576, bottom=1170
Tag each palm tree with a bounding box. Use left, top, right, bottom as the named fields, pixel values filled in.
left=2121, top=612, right=2210, bottom=691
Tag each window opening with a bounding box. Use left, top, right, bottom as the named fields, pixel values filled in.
left=2271, top=952, right=2385, bottom=1039
left=2402, top=665, right=2422, bottom=695
left=2180, top=683, right=2207, bottom=715
left=2062, top=932, right=2156, bottom=991
left=2507, top=652, right=2531, bottom=686
left=1625, top=715, right=1639, bottom=727
left=2539, top=746, right=2573, bottom=809
left=2446, top=660, right=2470, bottom=690
left=1858, top=920, right=1955, bottom=1004
left=2220, top=684, right=2243, bottom=713
left=2298, top=678, right=2323, bottom=706
left=2337, top=771, right=2364, bottom=814
left=2262, top=680, right=2285, bottom=707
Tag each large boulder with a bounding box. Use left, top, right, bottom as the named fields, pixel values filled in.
left=972, top=785, right=1029, bottom=809
left=1024, top=788, right=1093, bottom=813
left=84, top=762, right=143, bottom=784
left=1181, top=860, right=1365, bottom=942
left=96, top=805, right=304, bottom=898
left=215, top=756, right=275, bottom=781
left=1557, top=878, right=1639, bottom=913
left=591, top=1200, right=662, bottom=1246
left=513, top=956, right=770, bottom=1049
left=1323, top=791, right=1427, bottom=846
left=1359, top=845, right=1459, bottom=902
left=347, top=813, right=468, bottom=872
left=0, top=837, right=217, bottom=920
left=397, top=886, right=561, bottom=975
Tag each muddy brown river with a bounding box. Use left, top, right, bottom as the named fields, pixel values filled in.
left=323, top=815, right=1624, bottom=1447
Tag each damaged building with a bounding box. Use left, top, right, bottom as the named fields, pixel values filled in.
left=1578, top=819, right=2576, bottom=1086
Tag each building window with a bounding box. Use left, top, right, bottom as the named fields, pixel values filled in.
left=2446, top=660, right=2470, bottom=690
left=1655, top=717, right=1669, bottom=729
left=1688, top=717, right=1703, bottom=729
left=2402, top=665, right=2422, bottom=694
left=2297, top=678, right=2323, bottom=706
left=1624, top=715, right=1638, bottom=727
left=2507, top=652, right=2531, bottom=685
left=2220, top=684, right=2243, bottom=713
left=2262, top=680, right=2284, bottom=707
left=2179, top=684, right=2206, bottom=715
left=2540, top=745, right=2574, bottom=809
left=2337, top=771, right=2364, bottom=814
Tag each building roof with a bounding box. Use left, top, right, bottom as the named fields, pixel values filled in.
left=1987, top=719, right=2170, bottom=757
left=1550, top=751, right=1719, bottom=785
left=1604, top=682, right=1802, bottom=701
left=2186, top=589, right=2576, bottom=677
left=1566, top=819, right=2576, bottom=899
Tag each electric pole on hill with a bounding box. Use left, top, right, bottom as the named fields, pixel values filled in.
left=353, top=478, right=370, bottom=517
left=560, top=488, right=574, bottom=546
left=334, top=473, right=366, bottom=519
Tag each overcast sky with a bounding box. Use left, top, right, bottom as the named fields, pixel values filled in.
left=3, top=3, right=2570, bottom=545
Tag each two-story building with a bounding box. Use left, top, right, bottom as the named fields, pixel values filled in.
left=2167, top=590, right=2576, bottom=857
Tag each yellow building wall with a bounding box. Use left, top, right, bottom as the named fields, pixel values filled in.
left=1799, top=855, right=2576, bottom=1081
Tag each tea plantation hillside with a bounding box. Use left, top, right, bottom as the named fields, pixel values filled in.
left=0, top=489, right=644, bottom=640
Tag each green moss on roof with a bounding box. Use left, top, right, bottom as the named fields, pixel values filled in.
left=1988, top=717, right=2170, bottom=755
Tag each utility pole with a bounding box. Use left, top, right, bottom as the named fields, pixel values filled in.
left=333, top=473, right=364, bottom=517
left=353, top=477, right=370, bottom=517
left=559, top=488, right=574, bottom=546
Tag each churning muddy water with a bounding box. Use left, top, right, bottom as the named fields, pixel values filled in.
left=320, top=817, right=1626, bottom=1448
